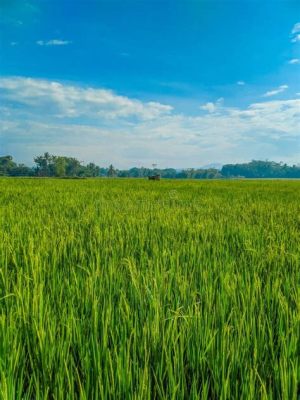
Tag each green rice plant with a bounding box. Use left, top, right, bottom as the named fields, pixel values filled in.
left=0, top=178, right=299, bottom=399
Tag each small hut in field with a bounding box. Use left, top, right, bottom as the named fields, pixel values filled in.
left=148, top=174, right=160, bottom=181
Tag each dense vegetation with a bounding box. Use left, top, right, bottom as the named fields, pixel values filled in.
left=1, top=154, right=300, bottom=178
left=0, top=178, right=299, bottom=399
left=221, top=160, right=300, bottom=179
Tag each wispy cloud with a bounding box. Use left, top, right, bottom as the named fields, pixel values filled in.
left=200, top=98, right=224, bottom=113
left=0, top=77, right=173, bottom=120
left=200, top=102, right=216, bottom=113
left=0, top=77, right=299, bottom=167
left=288, top=58, right=300, bottom=64
left=262, top=85, right=288, bottom=98
left=36, top=39, right=72, bottom=46
left=10, top=41, right=18, bottom=46
left=237, top=81, right=245, bottom=85
left=291, top=22, right=300, bottom=42
left=291, top=34, right=300, bottom=43
left=291, top=22, right=300, bottom=34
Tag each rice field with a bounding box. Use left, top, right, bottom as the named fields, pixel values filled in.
left=0, top=178, right=299, bottom=399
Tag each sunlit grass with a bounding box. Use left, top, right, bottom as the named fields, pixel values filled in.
left=0, top=178, right=299, bottom=399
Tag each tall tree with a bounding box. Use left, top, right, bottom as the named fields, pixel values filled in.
left=65, top=157, right=81, bottom=177
left=0, top=156, right=16, bottom=175
left=86, top=163, right=100, bottom=177
left=54, top=157, right=66, bottom=177
left=34, top=152, right=52, bottom=176
left=107, top=164, right=116, bottom=177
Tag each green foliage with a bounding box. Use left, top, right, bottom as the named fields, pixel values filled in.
left=85, top=163, right=101, bottom=177
left=1, top=155, right=300, bottom=179
left=34, top=153, right=82, bottom=177
left=0, top=156, right=33, bottom=177
left=0, top=156, right=16, bottom=175
left=0, top=179, right=299, bottom=398
left=54, top=156, right=67, bottom=177
left=221, top=160, right=300, bottom=178
left=30, top=154, right=100, bottom=178
left=107, top=164, right=116, bottom=177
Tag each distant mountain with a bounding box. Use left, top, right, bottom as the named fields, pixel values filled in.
left=201, top=163, right=223, bottom=170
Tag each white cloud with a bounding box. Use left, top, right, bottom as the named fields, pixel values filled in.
left=36, top=39, right=72, bottom=46
left=10, top=42, right=18, bottom=46
left=200, top=98, right=224, bottom=113
left=262, top=85, right=288, bottom=98
left=200, top=102, right=216, bottom=113
left=288, top=58, right=300, bottom=64
left=237, top=81, right=245, bottom=85
left=0, top=77, right=299, bottom=167
left=291, top=34, right=300, bottom=43
left=291, top=22, right=300, bottom=34
left=0, top=77, right=173, bottom=120
left=291, top=23, right=300, bottom=42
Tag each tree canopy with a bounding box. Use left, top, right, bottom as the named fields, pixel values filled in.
left=0, top=154, right=299, bottom=179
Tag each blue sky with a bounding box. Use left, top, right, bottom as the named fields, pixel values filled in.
left=0, top=0, right=300, bottom=168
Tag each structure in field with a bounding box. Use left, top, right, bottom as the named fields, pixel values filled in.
left=148, top=163, right=160, bottom=180
left=148, top=174, right=161, bottom=180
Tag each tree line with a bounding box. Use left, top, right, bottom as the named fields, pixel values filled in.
left=1, top=154, right=300, bottom=179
